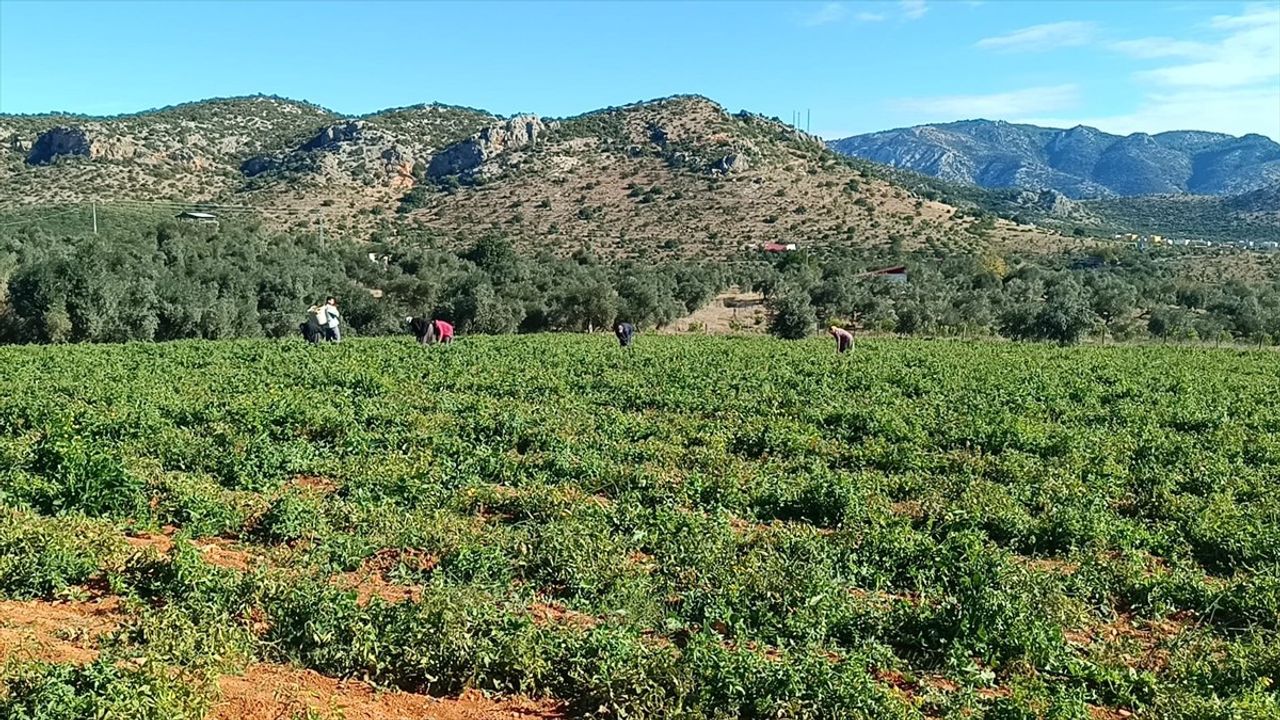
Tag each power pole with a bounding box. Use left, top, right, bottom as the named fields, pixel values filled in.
left=806, top=109, right=811, bottom=134
left=92, top=201, right=97, bottom=235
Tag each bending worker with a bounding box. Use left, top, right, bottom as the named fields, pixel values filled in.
left=614, top=321, right=636, bottom=348
left=830, top=325, right=854, bottom=354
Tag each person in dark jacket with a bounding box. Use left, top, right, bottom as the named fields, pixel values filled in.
left=407, top=316, right=455, bottom=344
left=407, top=316, right=434, bottom=344
left=301, top=305, right=324, bottom=343
left=614, top=322, right=636, bottom=348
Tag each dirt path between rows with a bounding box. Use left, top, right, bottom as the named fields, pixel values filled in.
left=0, top=598, right=563, bottom=720
left=213, top=663, right=563, bottom=720
left=0, top=597, right=123, bottom=664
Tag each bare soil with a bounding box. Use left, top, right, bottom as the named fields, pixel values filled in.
left=213, top=663, right=563, bottom=720
left=662, top=290, right=766, bottom=335
left=125, top=528, right=257, bottom=571
left=528, top=601, right=597, bottom=630
left=0, top=597, right=123, bottom=664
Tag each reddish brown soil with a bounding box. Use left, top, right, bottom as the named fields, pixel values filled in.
left=921, top=676, right=960, bottom=692
left=1089, top=706, right=1134, bottom=719
left=625, top=550, right=657, bottom=573
left=213, top=663, right=564, bottom=720
left=1014, top=556, right=1081, bottom=575
left=890, top=500, right=924, bottom=520
left=977, top=686, right=1012, bottom=700
left=363, top=548, right=438, bottom=576
left=124, top=527, right=177, bottom=554
left=196, top=539, right=257, bottom=571
left=848, top=587, right=920, bottom=605
left=0, top=597, right=123, bottom=664
left=875, top=670, right=969, bottom=701
left=528, top=602, right=597, bottom=630
left=1067, top=611, right=1194, bottom=672
left=291, top=475, right=339, bottom=495
left=124, top=528, right=255, bottom=572
left=329, top=548, right=437, bottom=606
left=332, top=570, right=423, bottom=606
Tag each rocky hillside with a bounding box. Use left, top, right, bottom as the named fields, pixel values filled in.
left=1, top=96, right=336, bottom=204
left=0, top=95, right=1068, bottom=257
left=392, top=96, right=1053, bottom=257
left=829, top=120, right=1280, bottom=199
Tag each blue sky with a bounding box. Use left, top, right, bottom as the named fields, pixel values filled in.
left=1, top=0, right=1277, bottom=139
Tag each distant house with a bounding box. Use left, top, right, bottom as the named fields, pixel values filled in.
left=861, top=265, right=909, bottom=283
left=176, top=211, right=218, bottom=223
left=761, top=242, right=797, bottom=253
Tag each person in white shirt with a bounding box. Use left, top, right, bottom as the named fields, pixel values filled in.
left=323, top=297, right=341, bottom=343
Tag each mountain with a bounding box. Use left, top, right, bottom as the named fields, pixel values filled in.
left=0, top=95, right=1064, bottom=258
left=828, top=120, right=1280, bottom=199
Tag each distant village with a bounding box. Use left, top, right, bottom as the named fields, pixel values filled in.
left=1116, top=232, right=1280, bottom=251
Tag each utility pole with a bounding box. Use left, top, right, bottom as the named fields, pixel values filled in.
left=806, top=109, right=811, bottom=134
left=92, top=201, right=97, bottom=235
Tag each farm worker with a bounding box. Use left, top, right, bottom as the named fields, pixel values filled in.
left=301, top=305, right=324, bottom=343
left=432, top=318, right=455, bottom=344
left=830, top=325, right=854, bottom=354
left=614, top=322, right=636, bottom=348
left=407, top=316, right=434, bottom=344
left=323, top=297, right=341, bottom=343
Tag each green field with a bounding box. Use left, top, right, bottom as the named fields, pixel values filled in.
left=1, top=336, right=1278, bottom=719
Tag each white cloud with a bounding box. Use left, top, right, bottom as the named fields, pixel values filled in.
left=1210, top=3, right=1279, bottom=30
left=802, top=2, right=848, bottom=27
left=1110, top=37, right=1213, bottom=60
left=1042, top=3, right=1280, bottom=139
left=1021, top=86, right=1280, bottom=140
left=890, top=83, right=1080, bottom=118
left=900, top=0, right=927, bottom=20
left=976, top=21, right=1096, bottom=53
left=1131, top=5, right=1279, bottom=89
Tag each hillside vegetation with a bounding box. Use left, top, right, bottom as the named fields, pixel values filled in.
left=1, top=337, right=1279, bottom=718
left=883, top=168, right=1280, bottom=244
left=1, top=95, right=1065, bottom=258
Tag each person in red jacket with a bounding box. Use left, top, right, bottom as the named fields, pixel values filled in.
left=406, top=316, right=455, bottom=344
left=432, top=318, right=454, bottom=344
left=830, top=325, right=854, bottom=354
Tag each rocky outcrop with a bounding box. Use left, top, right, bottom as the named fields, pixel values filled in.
left=167, top=148, right=209, bottom=172
left=26, top=126, right=92, bottom=165
left=302, top=121, right=365, bottom=151
left=7, top=134, right=32, bottom=153
left=25, top=126, right=138, bottom=165
left=1029, top=189, right=1077, bottom=217
left=381, top=146, right=416, bottom=189
left=713, top=152, right=748, bottom=174
left=427, top=115, right=543, bottom=179
left=648, top=123, right=669, bottom=148
left=240, top=155, right=279, bottom=177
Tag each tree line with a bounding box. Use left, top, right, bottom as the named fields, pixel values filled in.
left=757, top=245, right=1280, bottom=345
left=0, top=217, right=723, bottom=343
left=2, top=213, right=1277, bottom=346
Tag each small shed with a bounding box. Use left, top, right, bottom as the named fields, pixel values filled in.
left=761, top=242, right=797, bottom=253
left=176, top=211, right=218, bottom=223
left=861, top=265, right=909, bottom=283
